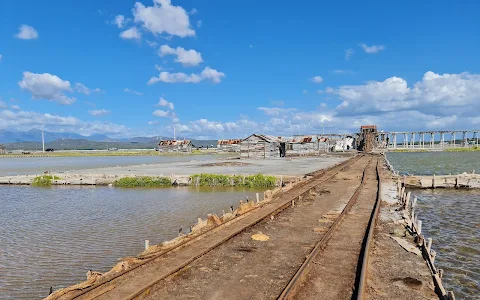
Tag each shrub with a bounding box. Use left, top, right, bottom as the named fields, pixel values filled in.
left=31, top=175, right=61, bottom=186
left=113, top=176, right=172, bottom=188
left=190, top=174, right=277, bottom=188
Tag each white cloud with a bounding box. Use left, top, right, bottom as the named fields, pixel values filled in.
left=333, top=71, right=480, bottom=117
left=189, top=8, right=198, bottom=15
left=88, top=109, right=111, bottom=116
left=146, top=40, right=158, bottom=47
left=18, top=72, right=76, bottom=105
left=15, top=25, right=39, bottom=40
left=153, top=109, right=170, bottom=117
left=360, top=43, right=386, bottom=54
left=114, top=15, right=126, bottom=28
left=133, top=0, right=195, bottom=38
left=319, top=103, right=328, bottom=109
left=74, top=83, right=90, bottom=95
left=311, top=76, right=323, bottom=83
left=345, top=48, right=354, bottom=60
left=0, top=101, right=7, bottom=109
left=124, top=88, right=143, bottom=96
left=148, top=120, right=160, bottom=125
left=302, top=90, right=308, bottom=95
left=257, top=107, right=296, bottom=116
left=159, top=44, right=203, bottom=66
left=157, top=97, right=174, bottom=109
left=11, top=105, right=21, bottom=111
left=197, top=20, right=202, bottom=28
left=120, top=27, right=141, bottom=40
left=148, top=66, right=225, bottom=84
left=0, top=54, right=2, bottom=61
left=0, top=109, right=129, bottom=137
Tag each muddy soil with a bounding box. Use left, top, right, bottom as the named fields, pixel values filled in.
left=145, top=156, right=371, bottom=299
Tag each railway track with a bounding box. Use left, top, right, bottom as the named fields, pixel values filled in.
left=278, top=156, right=381, bottom=300
left=55, top=154, right=363, bottom=300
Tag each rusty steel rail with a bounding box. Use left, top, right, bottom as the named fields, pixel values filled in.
left=355, top=158, right=381, bottom=300
left=59, top=154, right=363, bottom=300
left=277, top=156, right=378, bottom=300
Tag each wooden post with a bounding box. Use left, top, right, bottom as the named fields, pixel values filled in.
left=432, top=174, right=436, bottom=188
left=405, top=191, right=411, bottom=208
left=412, top=196, right=417, bottom=209
left=431, top=250, right=436, bottom=263
left=256, top=193, right=260, bottom=203
left=447, top=291, right=455, bottom=300
left=427, top=238, right=433, bottom=253
left=438, top=269, right=444, bottom=279
left=145, top=240, right=150, bottom=251
left=411, top=210, right=415, bottom=228
left=416, top=220, right=422, bottom=235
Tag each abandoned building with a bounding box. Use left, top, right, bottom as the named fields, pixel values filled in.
left=288, top=135, right=318, bottom=155
left=217, top=139, right=241, bottom=152
left=158, top=140, right=192, bottom=153
left=240, top=134, right=286, bottom=158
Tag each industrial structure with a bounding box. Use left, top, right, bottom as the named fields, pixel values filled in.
left=375, top=130, right=480, bottom=150
left=217, top=139, right=241, bottom=152
left=157, top=140, right=193, bottom=153
left=0, top=144, right=5, bottom=155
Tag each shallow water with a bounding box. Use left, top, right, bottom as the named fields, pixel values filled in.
left=389, top=152, right=480, bottom=298
left=0, top=185, right=263, bottom=299
left=412, top=190, right=480, bottom=299
left=0, top=155, right=216, bottom=176
left=387, top=151, right=480, bottom=176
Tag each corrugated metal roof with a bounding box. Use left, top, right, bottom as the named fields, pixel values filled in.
left=217, top=139, right=241, bottom=145
left=158, top=140, right=191, bottom=146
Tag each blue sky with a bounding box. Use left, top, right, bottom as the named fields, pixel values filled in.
left=1, top=0, right=480, bottom=139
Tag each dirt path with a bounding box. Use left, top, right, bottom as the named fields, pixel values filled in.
left=144, top=156, right=372, bottom=299
left=292, top=157, right=378, bottom=299
left=365, top=165, right=438, bottom=300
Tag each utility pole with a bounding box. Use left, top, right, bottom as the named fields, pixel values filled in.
left=42, top=130, right=45, bottom=153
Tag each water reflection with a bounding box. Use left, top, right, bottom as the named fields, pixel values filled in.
left=0, top=185, right=263, bottom=300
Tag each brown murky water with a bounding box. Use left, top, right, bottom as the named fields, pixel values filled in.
left=0, top=185, right=263, bottom=299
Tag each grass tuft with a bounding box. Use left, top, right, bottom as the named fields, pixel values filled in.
left=113, top=176, right=172, bottom=188
left=31, top=175, right=62, bottom=186
left=190, top=174, right=277, bottom=188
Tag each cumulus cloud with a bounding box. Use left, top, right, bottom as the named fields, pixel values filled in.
left=157, top=97, right=174, bottom=109
left=124, top=88, right=143, bottom=96
left=159, top=45, right=203, bottom=66
left=88, top=109, right=111, bottom=116
left=333, top=71, right=480, bottom=117
left=153, top=109, right=170, bottom=117
left=15, top=25, right=38, bottom=40
left=133, top=0, right=195, bottom=38
left=360, top=43, right=386, bottom=54
left=0, top=108, right=129, bottom=137
left=0, top=101, right=7, bottom=109
left=120, top=27, right=141, bottom=40
left=197, top=20, right=202, bottom=28
left=146, top=40, right=158, bottom=48
left=18, top=72, right=76, bottom=105
left=311, top=76, right=323, bottom=83
left=189, top=8, right=198, bottom=15
left=11, top=105, right=21, bottom=111
left=345, top=48, right=354, bottom=60
left=114, top=15, right=126, bottom=28
left=148, top=67, right=225, bottom=84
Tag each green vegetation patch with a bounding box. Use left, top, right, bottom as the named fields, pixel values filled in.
left=31, top=175, right=62, bottom=186
left=445, top=146, right=480, bottom=152
left=113, top=176, right=172, bottom=188
left=190, top=174, right=277, bottom=188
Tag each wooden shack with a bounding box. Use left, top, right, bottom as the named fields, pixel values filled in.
left=217, top=139, right=241, bottom=152
left=288, top=135, right=318, bottom=155
left=158, top=140, right=192, bottom=153
left=240, top=134, right=283, bottom=158
left=0, top=144, right=5, bottom=155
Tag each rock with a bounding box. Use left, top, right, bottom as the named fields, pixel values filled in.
left=251, top=233, right=270, bottom=241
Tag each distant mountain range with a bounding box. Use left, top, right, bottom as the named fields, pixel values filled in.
left=0, top=129, right=168, bottom=144
left=0, top=130, right=217, bottom=150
